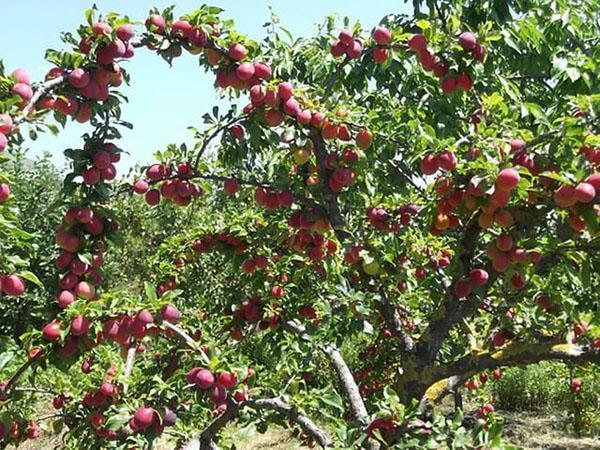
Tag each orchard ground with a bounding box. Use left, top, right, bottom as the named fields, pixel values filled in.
left=9, top=405, right=600, bottom=450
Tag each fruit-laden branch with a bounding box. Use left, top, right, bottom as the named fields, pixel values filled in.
left=309, top=132, right=350, bottom=241
left=421, top=342, right=600, bottom=407
left=161, top=320, right=211, bottom=365
left=14, top=76, right=66, bottom=126
left=115, top=169, right=274, bottom=197
left=422, top=202, right=565, bottom=365
left=183, top=396, right=332, bottom=449
left=167, top=319, right=332, bottom=448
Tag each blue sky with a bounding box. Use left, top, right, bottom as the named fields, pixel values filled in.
left=1, top=1, right=408, bottom=172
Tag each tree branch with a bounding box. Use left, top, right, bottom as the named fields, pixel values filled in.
left=193, top=114, right=248, bottom=167
left=4, top=351, right=43, bottom=394
left=14, top=76, right=66, bottom=126
left=323, top=55, right=350, bottom=99
left=422, top=341, right=600, bottom=407
left=12, top=386, right=56, bottom=396
left=376, top=288, right=414, bottom=352
left=282, top=321, right=372, bottom=428
left=246, top=397, right=332, bottom=447
left=184, top=396, right=332, bottom=449
left=309, top=131, right=349, bottom=241
left=122, top=343, right=137, bottom=394
left=183, top=397, right=242, bottom=450
left=418, top=214, right=483, bottom=365
left=161, top=320, right=211, bottom=365
left=323, top=346, right=369, bottom=424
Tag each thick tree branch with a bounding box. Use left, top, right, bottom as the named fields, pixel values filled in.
left=184, top=397, right=242, bottom=450
left=282, top=321, right=372, bottom=427
left=421, top=342, right=600, bottom=407
left=323, top=346, right=369, bottom=424
left=376, top=288, right=414, bottom=352
left=418, top=214, right=483, bottom=365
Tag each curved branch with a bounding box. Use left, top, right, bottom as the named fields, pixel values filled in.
left=14, top=76, right=66, bottom=126
left=376, top=288, right=414, bottom=352
left=193, top=114, right=248, bottom=167
left=440, top=341, right=599, bottom=380
left=195, top=397, right=242, bottom=450
left=282, top=321, right=372, bottom=426
left=4, top=351, right=43, bottom=394
left=418, top=214, right=489, bottom=366
left=323, top=55, right=351, bottom=99
left=184, top=396, right=332, bottom=449
left=36, top=412, right=64, bottom=422
left=246, top=397, right=331, bottom=447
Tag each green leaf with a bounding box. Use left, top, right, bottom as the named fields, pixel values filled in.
left=52, top=418, right=64, bottom=435
left=0, top=350, right=15, bottom=370
left=319, top=389, right=344, bottom=412
left=416, top=19, right=430, bottom=30
left=84, top=7, right=95, bottom=26
left=144, top=281, right=158, bottom=303
left=581, top=257, right=590, bottom=288
left=104, top=410, right=130, bottom=431
left=538, top=171, right=572, bottom=184
left=18, top=271, right=43, bottom=287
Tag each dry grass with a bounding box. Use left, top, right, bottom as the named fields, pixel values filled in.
left=501, top=410, right=600, bottom=450
left=222, top=425, right=310, bottom=449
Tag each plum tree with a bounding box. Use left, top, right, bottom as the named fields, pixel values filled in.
left=0, top=0, right=599, bottom=449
